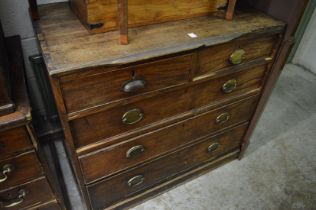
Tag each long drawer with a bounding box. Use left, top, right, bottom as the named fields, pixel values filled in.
left=61, top=54, right=193, bottom=113
left=0, top=177, right=55, bottom=210
left=87, top=123, right=247, bottom=209
left=71, top=65, right=266, bottom=149
left=80, top=95, right=258, bottom=184
left=0, top=151, right=43, bottom=191
left=0, top=127, right=33, bottom=160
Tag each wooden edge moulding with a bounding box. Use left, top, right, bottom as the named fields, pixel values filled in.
left=117, top=0, right=237, bottom=45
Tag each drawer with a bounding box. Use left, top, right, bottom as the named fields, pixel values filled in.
left=0, top=127, right=33, bottom=160
left=61, top=54, right=193, bottom=113
left=0, top=177, right=55, bottom=210
left=80, top=95, right=258, bottom=184
left=32, top=200, right=61, bottom=210
left=87, top=123, right=247, bottom=209
left=196, top=35, right=278, bottom=77
left=71, top=65, right=266, bottom=149
left=0, top=151, right=43, bottom=191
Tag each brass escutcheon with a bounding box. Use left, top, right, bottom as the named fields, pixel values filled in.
left=216, top=112, right=230, bottom=124
left=222, top=79, right=237, bottom=93
left=128, top=175, right=144, bottom=187
left=229, top=49, right=246, bottom=65
left=126, top=145, right=145, bottom=158
left=208, top=143, right=220, bottom=153
left=122, top=108, right=144, bottom=125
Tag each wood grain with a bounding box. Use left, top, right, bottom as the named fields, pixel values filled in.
left=0, top=126, right=33, bottom=160
left=0, top=177, right=55, bottom=210
left=0, top=151, right=44, bottom=191
left=70, top=65, right=265, bottom=149
left=61, top=54, right=192, bottom=113
left=197, top=35, right=277, bottom=77
left=36, top=3, right=285, bottom=75
left=87, top=123, right=247, bottom=209
left=79, top=96, right=258, bottom=184
left=84, top=0, right=227, bottom=33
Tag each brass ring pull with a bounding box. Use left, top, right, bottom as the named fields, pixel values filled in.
left=128, top=175, right=144, bottom=187
left=222, top=79, right=237, bottom=93
left=122, top=108, right=144, bottom=125
left=216, top=112, right=230, bottom=124
left=0, top=164, right=14, bottom=183
left=2, top=189, right=27, bottom=208
left=126, top=145, right=145, bottom=158
left=229, top=49, right=246, bottom=65
left=123, top=78, right=146, bottom=93
left=208, top=143, right=220, bottom=153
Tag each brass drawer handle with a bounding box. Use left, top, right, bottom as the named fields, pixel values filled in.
left=0, top=164, right=14, bottom=183
left=216, top=112, right=230, bottom=124
left=123, top=78, right=146, bottom=93
left=229, top=49, right=246, bottom=65
left=222, top=79, right=237, bottom=93
left=122, top=108, right=144, bottom=125
left=126, top=145, right=145, bottom=158
left=1, top=189, right=27, bottom=208
left=128, top=175, right=144, bottom=187
left=208, top=143, right=220, bottom=153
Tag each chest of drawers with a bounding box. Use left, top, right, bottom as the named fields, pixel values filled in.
left=36, top=3, right=286, bottom=209
left=0, top=35, right=62, bottom=209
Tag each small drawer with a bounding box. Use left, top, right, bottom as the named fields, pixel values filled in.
left=71, top=65, right=266, bottom=149
left=87, top=123, right=247, bottom=209
left=197, top=35, right=278, bottom=77
left=0, top=151, right=43, bottom=191
left=0, top=177, right=55, bottom=210
left=79, top=95, right=258, bottom=184
left=0, top=127, right=33, bottom=160
left=61, top=54, right=193, bottom=113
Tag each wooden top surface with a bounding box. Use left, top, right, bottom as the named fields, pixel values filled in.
left=36, top=3, right=285, bottom=76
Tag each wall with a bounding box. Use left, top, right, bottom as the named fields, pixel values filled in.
left=293, top=8, right=316, bottom=74
left=0, top=0, right=67, bottom=114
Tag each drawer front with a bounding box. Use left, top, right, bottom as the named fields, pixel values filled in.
left=0, top=151, right=43, bottom=191
left=0, top=177, right=55, bottom=210
left=80, top=95, right=258, bottom=184
left=34, top=201, right=61, bottom=210
left=71, top=65, right=266, bottom=149
left=61, top=54, right=193, bottom=113
left=0, top=127, right=33, bottom=160
left=87, top=123, right=247, bottom=209
left=197, top=35, right=277, bottom=77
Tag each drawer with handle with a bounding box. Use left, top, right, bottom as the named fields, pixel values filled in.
left=60, top=54, right=193, bottom=113
left=0, top=177, right=55, bottom=210
left=71, top=65, right=266, bottom=149
left=196, top=35, right=278, bottom=77
left=0, top=151, right=43, bottom=191
left=87, top=123, right=248, bottom=209
left=0, top=127, right=33, bottom=160
left=79, top=95, right=258, bottom=184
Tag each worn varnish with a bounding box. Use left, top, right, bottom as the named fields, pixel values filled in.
left=36, top=3, right=284, bottom=75
left=87, top=124, right=247, bottom=209
left=35, top=2, right=286, bottom=210
left=70, top=0, right=227, bottom=34
left=80, top=96, right=258, bottom=183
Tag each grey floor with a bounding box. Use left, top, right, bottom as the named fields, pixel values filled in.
left=54, top=64, right=316, bottom=210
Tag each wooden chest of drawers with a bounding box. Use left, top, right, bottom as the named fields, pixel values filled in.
left=36, top=3, right=285, bottom=209
left=0, top=35, right=62, bottom=209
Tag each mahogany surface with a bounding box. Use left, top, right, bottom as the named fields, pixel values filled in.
left=35, top=3, right=287, bottom=209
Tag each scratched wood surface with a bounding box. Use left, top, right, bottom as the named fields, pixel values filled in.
left=36, top=3, right=284, bottom=76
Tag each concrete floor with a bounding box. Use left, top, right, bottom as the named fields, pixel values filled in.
left=53, top=64, right=316, bottom=210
